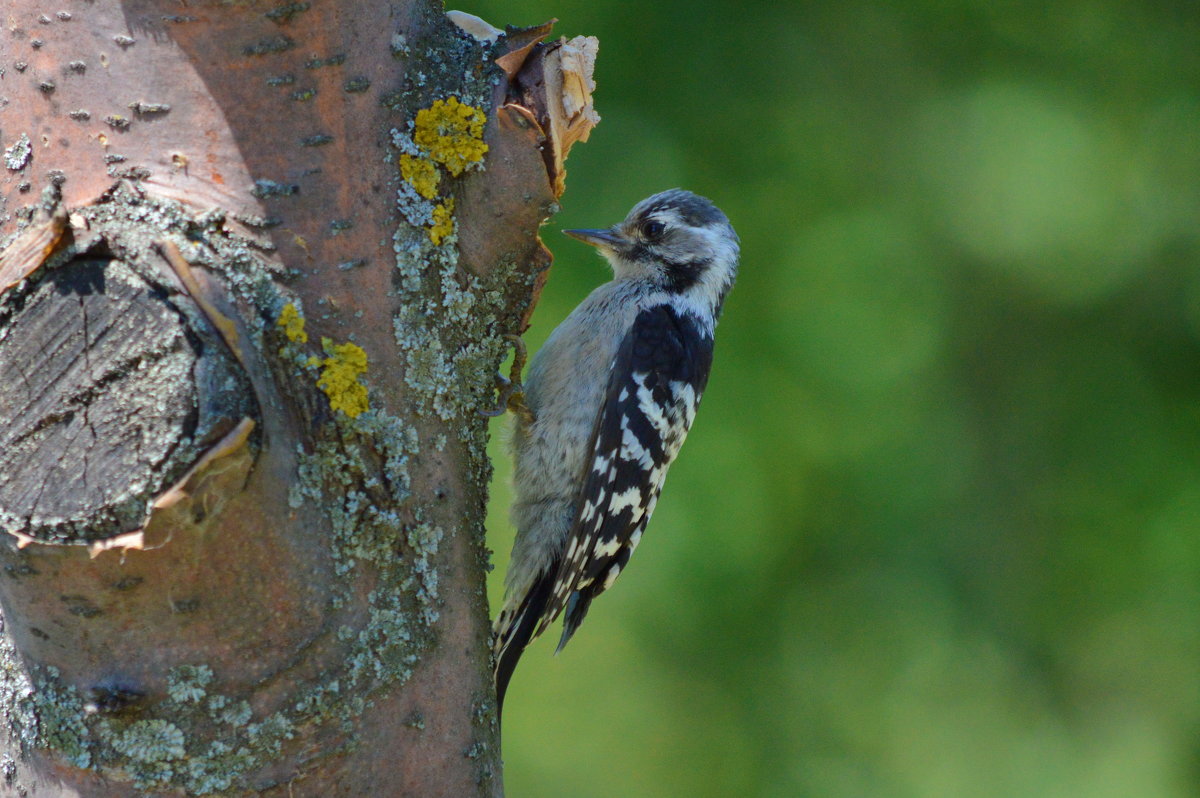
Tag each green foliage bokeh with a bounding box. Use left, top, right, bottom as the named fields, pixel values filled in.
left=467, top=1, right=1200, bottom=795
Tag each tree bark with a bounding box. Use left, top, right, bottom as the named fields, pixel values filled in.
left=0, top=2, right=596, bottom=795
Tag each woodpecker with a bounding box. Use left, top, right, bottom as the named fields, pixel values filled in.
left=492, top=189, right=739, bottom=711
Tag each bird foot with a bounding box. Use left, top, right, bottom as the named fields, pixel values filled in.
left=480, top=334, right=534, bottom=423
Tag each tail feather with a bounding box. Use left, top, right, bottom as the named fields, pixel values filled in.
left=555, top=589, right=595, bottom=654
left=493, top=567, right=557, bottom=716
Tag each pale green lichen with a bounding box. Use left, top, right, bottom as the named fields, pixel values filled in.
left=27, top=670, right=90, bottom=769
left=405, top=523, right=444, bottom=624
left=388, top=177, right=514, bottom=427
left=112, top=720, right=186, bottom=763
left=167, top=664, right=213, bottom=704
left=207, top=695, right=252, bottom=727
left=279, top=405, right=438, bottom=742
left=4, top=133, right=32, bottom=171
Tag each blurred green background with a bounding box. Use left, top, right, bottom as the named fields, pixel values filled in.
left=463, top=0, right=1200, bottom=795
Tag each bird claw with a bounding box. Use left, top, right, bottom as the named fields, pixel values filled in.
left=480, top=334, right=534, bottom=423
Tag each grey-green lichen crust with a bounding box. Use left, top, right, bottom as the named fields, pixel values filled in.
left=4, top=134, right=32, bottom=172
left=386, top=17, right=514, bottom=793
left=388, top=24, right=513, bottom=437
left=0, top=643, right=296, bottom=793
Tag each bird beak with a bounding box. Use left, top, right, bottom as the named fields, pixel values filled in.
left=563, top=228, right=624, bottom=249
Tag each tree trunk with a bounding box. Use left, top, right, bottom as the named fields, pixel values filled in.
left=0, top=2, right=597, bottom=795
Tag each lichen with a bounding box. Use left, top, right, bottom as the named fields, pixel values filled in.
left=413, top=96, right=489, bottom=176
left=167, top=664, right=213, bottom=704
left=316, top=338, right=369, bottom=418
left=4, top=134, right=31, bottom=171
left=214, top=698, right=251, bottom=727
left=429, top=199, right=455, bottom=245
left=384, top=52, right=537, bottom=798
left=393, top=95, right=487, bottom=244
left=112, top=720, right=186, bottom=763
left=27, top=670, right=91, bottom=769
left=399, top=154, right=439, bottom=200
left=277, top=301, right=308, bottom=344
left=264, top=2, right=310, bottom=22
left=282, top=405, right=438, bottom=733
left=405, top=523, right=443, bottom=624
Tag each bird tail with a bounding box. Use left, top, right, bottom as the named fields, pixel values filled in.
left=493, top=566, right=557, bottom=717
left=555, top=589, right=595, bottom=654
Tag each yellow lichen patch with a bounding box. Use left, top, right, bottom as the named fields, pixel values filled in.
left=429, top=199, right=455, bottom=245
left=400, top=154, right=440, bottom=199
left=317, top=338, right=369, bottom=418
left=277, top=302, right=308, bottom=344
left=413, top=97, right=488, bottom=176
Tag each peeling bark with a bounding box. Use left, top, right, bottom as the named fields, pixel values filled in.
left=0, top=2, right=597, bottom=795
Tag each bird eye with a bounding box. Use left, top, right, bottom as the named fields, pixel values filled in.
left=640, top=220, right=666, bottom=240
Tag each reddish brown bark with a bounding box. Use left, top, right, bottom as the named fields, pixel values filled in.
left=0, top=2, right=596, bottom=795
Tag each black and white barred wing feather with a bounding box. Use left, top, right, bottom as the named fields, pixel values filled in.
left=537, top=303, right=715, bottom=649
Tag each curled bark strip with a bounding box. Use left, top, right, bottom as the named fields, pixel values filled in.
left=505, top=34, right=600, bottom=198
left=0, top=207, right=68, bottom=296
left=494, top=19, right=558, bottom=79
left=151, top=416, right=256, bottom=515
left=158, top=239, right=248, bottom=368
left=87, top=417, right=257, bottom=558
left=542, top=36, right=601, bottom=197
left=500, top=102, right=544, bottom=133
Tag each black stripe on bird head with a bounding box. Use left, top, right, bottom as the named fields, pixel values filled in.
left=637, top=190, right=726, bottom=228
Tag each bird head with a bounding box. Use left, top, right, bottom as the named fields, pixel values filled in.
left=564, top=189, right=739, bottom=317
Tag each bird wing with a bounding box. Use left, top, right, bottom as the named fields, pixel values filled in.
left=534, top=303, right=715, bottom=649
